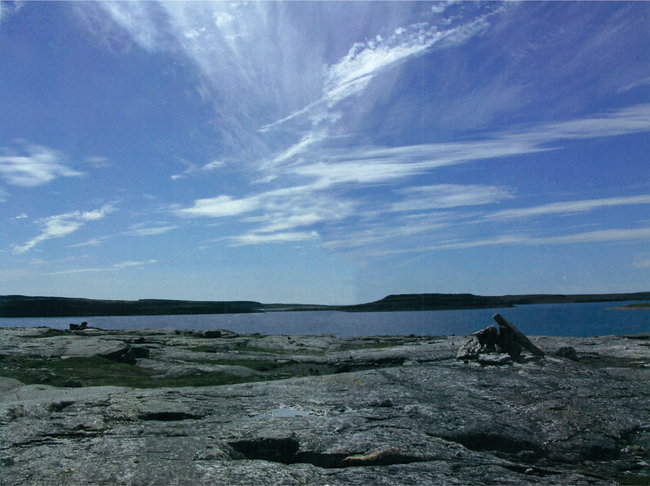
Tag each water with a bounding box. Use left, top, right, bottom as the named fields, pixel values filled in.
left=0, top=301, right=647, bottom=337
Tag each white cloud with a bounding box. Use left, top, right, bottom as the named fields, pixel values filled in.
left=230, top=231, right=318, bottom=246
left=127, top=225, right=179, bottom=237
left=0, top=1, right=24, bottom=26
left=12, top=205, right=115, bottom=254
left=203, top=160, right=225, bottom=170
left=174, top=105, right=650, bottom=249
left=392, top=185, right=514, bottom=212
left=487, top=195, right=650, bottom=221
left=372, top=227, right=650, bottom=256
left=46, top=259, right=157, bottom=275
left=171, top=158, right=226, bottom=180
left=175, top=195, right=260, bottom=218
left=112, top=259, right=157, bottom=269
left=0, top=143, right=83, bottom=187
left=67, top=237, right=109, bottom=248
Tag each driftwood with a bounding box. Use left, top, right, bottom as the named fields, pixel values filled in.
left=493, top=313, right=545, bottom=357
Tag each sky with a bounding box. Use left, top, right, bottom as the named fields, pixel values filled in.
left=0, top=1, right=649, bottom=305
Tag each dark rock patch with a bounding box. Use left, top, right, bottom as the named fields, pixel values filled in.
left=554, top=346, right=579, bottom=361
left=98, top=347, right=137, bottom=364
left=62, top=379, right=82, bottom=388
left=139, top=411, right=202, bottom=422
left=229, top=437, right=300, bottom=464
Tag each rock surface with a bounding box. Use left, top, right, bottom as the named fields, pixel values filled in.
left=0, top=326, right=649, bottom=485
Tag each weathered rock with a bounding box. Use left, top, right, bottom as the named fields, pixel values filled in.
left=203, top=330, right=222, bottom=338
left=477, top=353, right=512, bottom=365
left=0, top=327, right=649, bottom=485
left=554, top=346, right=579, bottom=361
left=98, top=346, right=137, bottom=364
left=456, top=336, right=482, bottom=360
left=474, top=324, right=499, bottom=350
left=493, top=313, right=545, bottom=356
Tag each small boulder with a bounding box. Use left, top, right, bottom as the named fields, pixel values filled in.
left=203, top=330, right=222, bottom=339
left=456, top=336, right=482, bottom=360
left=99, top=347, right=137, bottom=365
left=554, top=346, right=579, bottom=361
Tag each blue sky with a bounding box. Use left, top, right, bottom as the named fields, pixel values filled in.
left=0, top=1, right=648, bottom=304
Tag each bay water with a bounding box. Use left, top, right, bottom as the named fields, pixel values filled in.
left=0, top=301, right=647, bottom=337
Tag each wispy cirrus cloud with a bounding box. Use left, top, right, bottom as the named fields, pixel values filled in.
left=229, top=231, right=319, bottom=246
left=67, top=237, right=110, bottom=248
left=259, top=14, right=492, bottom=136
left=391, top=185, right=514, bottom=212
left=170, top=104, right=650, bottom=253
left=171, top=157, right=225, bottom=181
left=371, top=227, right=650, bottom=256
left=126, top=225, right=179, bottom=237
left=487, top=195, right=650, bottom=221
left=46, top=259, right=157, bottom=275
left=0, top=143, right=83, bottom=187
left=12, top=205, right=116, bottom=254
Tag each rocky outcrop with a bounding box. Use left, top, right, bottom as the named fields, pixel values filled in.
left=457, top=314, right=545, bottom=363
left=0, top=326, right=649, bottom=485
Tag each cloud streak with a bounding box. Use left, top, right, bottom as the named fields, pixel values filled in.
left=46, top=259, right=157, bottom=275
left=12, top=205, right=115, bottom=254
left=0, top=143, right=83, bottom=187
left=487, top=195, right=650, bottom=221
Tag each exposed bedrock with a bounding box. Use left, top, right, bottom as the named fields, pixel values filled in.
left=0, top=327, right=649, bottom=485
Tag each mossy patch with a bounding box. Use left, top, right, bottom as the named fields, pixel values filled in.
left=185, top=357, right=283, bottom=372
left=614, top=474, right=650, bottom=485
left=0, top=355, right=264, bottom=388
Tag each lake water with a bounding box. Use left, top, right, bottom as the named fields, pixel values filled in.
left=0, top=301, right=647, bottom=337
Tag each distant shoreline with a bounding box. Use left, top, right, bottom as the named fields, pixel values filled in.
left=2, top=291, right=650, bottom=318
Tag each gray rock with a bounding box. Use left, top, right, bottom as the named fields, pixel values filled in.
left=554, top=346, right=579, bottom=361
left=456, top=336, right=482, bottom=360
left=98, top=346, right=137, bottom=364
left=477, top=353, right=512, bottom=365
left=1, top=328, right=649, bottom=485
left=203, top=330, right=222, bottom=338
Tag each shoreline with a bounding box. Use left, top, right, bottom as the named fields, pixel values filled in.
left=2, top=291, right=649, bottom=317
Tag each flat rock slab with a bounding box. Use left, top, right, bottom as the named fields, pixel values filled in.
left=1, top=328, right=649, bottom=485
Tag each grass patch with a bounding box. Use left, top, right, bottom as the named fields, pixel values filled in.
left=615, top=474, right=650, bottom=485
left=185, top=357, right=284, bottom=372
left=187, top=345, right=217, bottom=353
left=0, top=356, right=267, bottom=388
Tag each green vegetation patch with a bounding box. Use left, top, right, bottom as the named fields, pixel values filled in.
left=0, top=355, right=265, bottom=388
left=614, top=474, right=650, bottom=485
left=186, top=358, right=283, bottom=372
